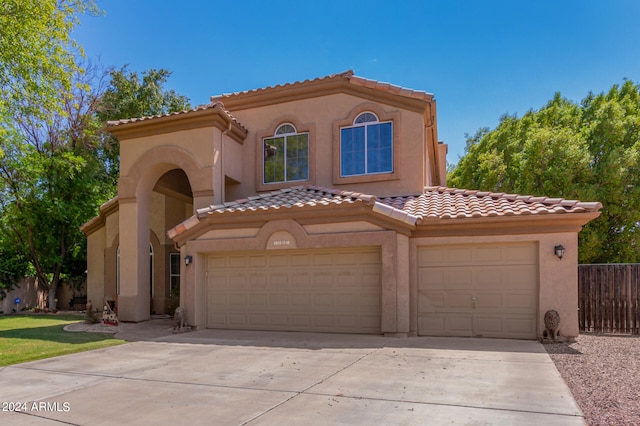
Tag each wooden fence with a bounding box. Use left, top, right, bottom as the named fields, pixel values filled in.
left=578, top=264, right=640, bottom=334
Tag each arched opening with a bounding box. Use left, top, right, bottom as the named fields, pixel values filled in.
left=148, top=168, right=193, bottom=314
left=117, top=145, right=206, bottom=322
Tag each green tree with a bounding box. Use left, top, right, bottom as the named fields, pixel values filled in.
left=449, top=81, right=640, bottom=263
left=0, top=0, right=99, bottom=124
left=96, top=66, right=191, bottom=182
left=0, top=67, right=107, bottom=308
left=0, top=64, right=191, bottom=306
left=0, top=0, right=99, bottom=301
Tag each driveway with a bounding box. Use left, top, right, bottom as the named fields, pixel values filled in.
left=0, top=323, right=584, bottom=425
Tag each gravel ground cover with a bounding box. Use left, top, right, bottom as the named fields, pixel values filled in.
left=545, top=334, right=640, bottom=425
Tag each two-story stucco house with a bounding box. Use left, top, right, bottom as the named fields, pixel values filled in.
left=82, top=71, right=601, bottom=340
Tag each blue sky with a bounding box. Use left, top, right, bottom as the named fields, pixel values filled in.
left=74, top=0, right=640, bottom=164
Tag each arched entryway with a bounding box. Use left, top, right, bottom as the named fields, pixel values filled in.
left=150, top=169, right=193, bottom=314
left=117, top=146, right=210, bottom=322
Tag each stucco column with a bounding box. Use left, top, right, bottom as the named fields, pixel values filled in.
left=118, top=199, right=151, bottom=322
left=212, top=127, right=224, bottom=205
left=193, top=193, right=214, bottom=211
left=85, top=229, right=105, bottom=314
left=396, top=234, right=410, bottom=335
left=381, top=236, right=398, bottom=335
left=539, top=233, right=580, bottom=339
left=180, top=243, right=205, bottom=329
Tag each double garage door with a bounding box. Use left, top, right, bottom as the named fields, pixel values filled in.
left=207, top=247, right=381, bottom=334
left=418, top=243, right=538, bottom=339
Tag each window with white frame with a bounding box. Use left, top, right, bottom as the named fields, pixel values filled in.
left=263, top=123, right=309, bottom=184
left=340, top=112, right=393, bottom=176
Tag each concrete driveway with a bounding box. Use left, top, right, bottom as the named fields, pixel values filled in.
left=0, top=324, right=584, bottom=425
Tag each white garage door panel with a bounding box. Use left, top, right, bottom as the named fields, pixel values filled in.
left=418, top=243, right=538, bottom=339
left=207, top=247, right=381, bottom=334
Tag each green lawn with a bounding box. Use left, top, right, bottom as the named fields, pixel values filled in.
left=0, top=314, right=125, bottom=366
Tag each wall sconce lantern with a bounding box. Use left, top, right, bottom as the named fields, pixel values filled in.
left=184, top=255, right=193, bottom=266
left=554, top=245, right=565, bottom=260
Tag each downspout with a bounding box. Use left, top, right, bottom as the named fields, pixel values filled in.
left=424, top=102, right=436, bottom=186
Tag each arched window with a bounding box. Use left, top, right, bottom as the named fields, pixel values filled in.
left=263, top=123, right=309, bottom=184
left=340, top=112, right=393, bottom=176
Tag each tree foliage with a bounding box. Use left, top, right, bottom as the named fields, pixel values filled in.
left=0, top=0, right=99, bottom=123
left=449, top=81, right=640, bottom=263
left=0, top=2, right=191, bottom=305
left=0, top=66, right=108, bottom=305
left=0, top=0, right=99, bottom=299
left=96, top=67, right=191, bottom=183
left=0, top=64, right=190, bottom=305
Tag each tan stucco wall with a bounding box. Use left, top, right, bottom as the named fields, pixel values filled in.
left=223, top=133, right=243, bottom=184
left=105, top=209, right=119, bottom=248
left=150, top=192, right=165, bottom=244
left=303, top=221, right=385, bottom=234
left=119, top=127, right=216, bottom=178
left=410, top=232, right=581, bottom=339
left=227, top=93, right=428, bottom=198
left=86, top=227, right=106, bottom=310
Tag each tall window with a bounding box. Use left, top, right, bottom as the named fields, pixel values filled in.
left=169, top=253, right=180, bottom=296
left=340, top=112, right=393, bottom=177
left=263, top=123, right=309, bottom=184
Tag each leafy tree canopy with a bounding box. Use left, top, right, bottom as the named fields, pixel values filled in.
left=0, top=0, right=99, bottom=123
left=0, top=64, right=191, bottom=304
left=0, top=2, right=191, bottom=305
left=449, top=81, right=640, bottom=264
left=96, top=67, right=191, bottom=183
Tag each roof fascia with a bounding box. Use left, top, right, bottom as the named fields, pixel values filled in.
left=107, top=108, right=247, bottom=143
left=80, top=197, right=119, bottom=236
left=412, top=212, right=601, bottom=237
left=170, top=202, right=415, bottom=246
left=216, top=79, right=432, bottom=114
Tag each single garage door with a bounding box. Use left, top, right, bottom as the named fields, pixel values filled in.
left=418, top=243, right=538, bottom=339
left=207, top=247, right=381, bottom=334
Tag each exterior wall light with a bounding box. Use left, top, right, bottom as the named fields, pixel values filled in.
left=554, top=245, right=565, bottom=260
left=184, top=255, right=193, bottom=266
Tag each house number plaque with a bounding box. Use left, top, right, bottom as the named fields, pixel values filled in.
left=266, top=231, right=297, bottom=249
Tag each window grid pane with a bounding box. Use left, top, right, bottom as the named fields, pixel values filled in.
left=264, top=133, right=309, bottom=184
left=341, top=127, right=365, bottom=176
left=366, top=122, right=393, bottom=173
left=285, top=134, right=309, bottom=181
left=263, top=137, right=285, bottom=183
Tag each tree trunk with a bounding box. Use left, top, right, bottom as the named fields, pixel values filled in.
left=48, top=280, right=58, bottom=310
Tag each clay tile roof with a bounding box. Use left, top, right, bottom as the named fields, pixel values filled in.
left=167, top=185, right=602, bottom=240
left=196, top=185, right=378, bottom=218
left=169, top=185, right=421, bottom=239
left=105, top=101, right=246, bottom=131
left=348, top=74, right=434, bottom=101
left=210, top=70, right=434, bottom=103
left=378, top=186, right=602, bottom=224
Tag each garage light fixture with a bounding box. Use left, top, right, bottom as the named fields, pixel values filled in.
left=554, top=245, right=565, bottom=260
left=184, top=255, right=193, bottom=266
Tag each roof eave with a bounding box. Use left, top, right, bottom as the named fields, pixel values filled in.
left=168, top=199, right=421, bottom=246
left=211, top=72, right=433, bottom=114
left=107, top=106, right=248, bottom=142
left=81, top=196, right=119, bottom=237
left=413, top=211, right=602, bottom=236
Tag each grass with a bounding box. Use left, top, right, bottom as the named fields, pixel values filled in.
left=0, top=314, right=125, bottom=366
